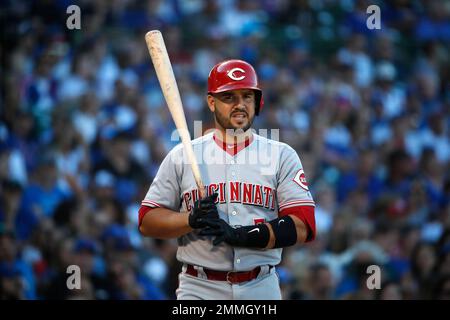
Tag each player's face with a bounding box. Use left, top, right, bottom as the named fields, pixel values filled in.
left=208, top=89, right=256, bottom=133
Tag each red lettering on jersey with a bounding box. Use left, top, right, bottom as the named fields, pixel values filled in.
left=271, top=189, right=276, bottom=210
left=254, top=184, right=263, bottom=206
left=230, top=181, right=241, bottom=202
left=183, top=182, right=276, bottom=210
left=208, top=183, right=219, bottom=202
left=184, top=192, right=192, bottom=212
left=219, top=182, right=226, bottom=203
left=253, top=218, right=266, bottom=225
left=243, top=183, right=253, bottom=204
left=263, top=186, right=272, bottom=208
left=191, top=189, right=198, bottom=205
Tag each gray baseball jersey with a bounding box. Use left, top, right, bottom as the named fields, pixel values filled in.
left=141, top=131, right=315, bottom=271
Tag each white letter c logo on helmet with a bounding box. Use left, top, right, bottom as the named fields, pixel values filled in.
left=227, top=68, right=246, bottom=81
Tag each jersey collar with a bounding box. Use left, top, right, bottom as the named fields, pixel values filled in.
left=213, top=132, right=254, bottom=156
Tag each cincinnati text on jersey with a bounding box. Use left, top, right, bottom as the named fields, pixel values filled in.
left=183, top=182, right=276, bottom=211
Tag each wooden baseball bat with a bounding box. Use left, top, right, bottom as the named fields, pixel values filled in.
left=145, top=30, right=206, bottom=199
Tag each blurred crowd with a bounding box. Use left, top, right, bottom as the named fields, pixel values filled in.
left=0, top=0, right=449, bottom=300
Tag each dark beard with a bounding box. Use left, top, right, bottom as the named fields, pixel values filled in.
left=214, top=109, right=253, bottom=133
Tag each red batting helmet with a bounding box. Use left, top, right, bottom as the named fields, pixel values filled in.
left=207, top=59, right=264, bottom=115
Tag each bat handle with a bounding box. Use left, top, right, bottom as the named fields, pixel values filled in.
left=198, top=185, right=206, bottom=199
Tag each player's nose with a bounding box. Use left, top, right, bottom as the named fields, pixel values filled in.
left=232, top=96, right=247, bottom=110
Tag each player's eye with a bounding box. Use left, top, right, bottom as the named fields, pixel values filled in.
left=220, top=94, right=234, bottom=102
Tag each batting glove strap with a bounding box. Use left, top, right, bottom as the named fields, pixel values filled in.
left=268, top=216, right=298, bottom=248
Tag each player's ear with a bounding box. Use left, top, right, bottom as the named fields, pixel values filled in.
left=206, top=94, right=215, bottom=112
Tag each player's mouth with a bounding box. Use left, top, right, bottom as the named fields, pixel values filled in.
left=231, top=111, right=247, bottom=120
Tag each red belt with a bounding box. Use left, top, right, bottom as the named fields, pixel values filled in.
left=185, top=264, right=267, bottom=284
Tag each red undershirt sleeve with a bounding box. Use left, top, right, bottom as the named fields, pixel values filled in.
left=279, top=205, right=316, bottom=242
left=138, top=205, right=154, bottom=228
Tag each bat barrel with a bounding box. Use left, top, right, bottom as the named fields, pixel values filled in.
left=145, top=30, right=206, bottom=199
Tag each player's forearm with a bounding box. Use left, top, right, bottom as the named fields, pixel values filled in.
left=139, top=208, right=192, bottom=239
left=264, top=215, right=307, bottom=249
left=264, top=222, right=276, bottom=249
left=291, top=215, right=308, bottom=243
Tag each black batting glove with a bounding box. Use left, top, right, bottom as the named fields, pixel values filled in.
left=188, top=193, right=219, bottom=229
left=199, top=218, right=270, bottom=248
left=198, top=219, right=240, bottom=246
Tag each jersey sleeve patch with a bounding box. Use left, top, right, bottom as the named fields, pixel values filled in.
left=293, top=169, right=309, bottom=191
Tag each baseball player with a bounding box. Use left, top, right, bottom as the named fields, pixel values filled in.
left=139, top=59, right=316, bottom=300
